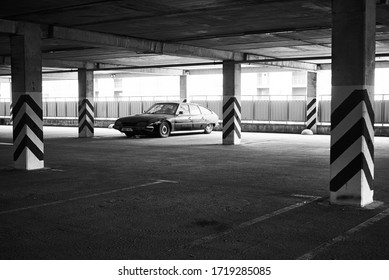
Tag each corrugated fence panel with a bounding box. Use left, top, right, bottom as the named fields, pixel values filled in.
left=241, top=100, right=254, bottom=120
left=119, top=101, right=131, bottom=117
left=56, top=102, right=67, bottom=117
left=42, top=102, right=47, bottom=117
left=96, top=101, right=107, bottom=118
left=270, top=101, right=288, bottom=121
left=0, top=102, right=5, bottom=116
left=130, top=101, right=143, bottom=115
left=6, top=101, right=11, bottom=116
left=383, top=100, right=389, bottom=124
left=3, top=96, right=389, bottom=125
left=374, top=100, right=383, bottom=123
left=107, top=101, right=119, bottom=118
left=46, top=102, right=57, bottom=117
left=254, top=100, right=270, bottom=121
left=66, top=101, right=77, bottom=117
left=319, top=100, right=331, bottom=123
left=0, top=101, right=11, bottom=117
left=288, top=100, right=306, bottom=122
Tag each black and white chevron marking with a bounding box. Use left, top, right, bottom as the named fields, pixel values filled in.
left=306, top=97, right=317, bottom=131
left=223, top=96, right=241, bottom=144
left=330, top=89, right=374, bottom=197
left=12, top=94, right=44, bottom=164
left=78, top=98, right=94, bottom=136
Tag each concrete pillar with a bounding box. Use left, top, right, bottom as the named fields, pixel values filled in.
left=330, top=0, right=375, bottom=206
left=78, top=68, right=94, bottom=138
left=306, top=71, right=317, bottom=133
left=10, top=24, right=43, bottom=170
left=180, top=75, right=188, bottom=102
left=222, top=60, right=241, bottom=145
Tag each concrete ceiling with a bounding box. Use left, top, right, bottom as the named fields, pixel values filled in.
left=0, top=0, right=389, bottom=75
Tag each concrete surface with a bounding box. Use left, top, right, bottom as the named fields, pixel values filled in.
left=1, top=125, right=389, bottom=260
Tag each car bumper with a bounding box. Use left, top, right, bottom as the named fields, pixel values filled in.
left=113, top=125, right=155, bottom=134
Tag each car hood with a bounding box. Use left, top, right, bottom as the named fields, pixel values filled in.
left=118, top=114, right=170, bottom=123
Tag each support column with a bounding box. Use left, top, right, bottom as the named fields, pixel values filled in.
left=306, top=71, right=317, bottom=133
left=222, top=60, right=241, bottom=145
left=180, top=75, right=188, bottom=102
left=78, top=68, right=94, bottom=138
left=330, top=0, right=375, bottom=206
left=10, top=24, right=43, bottom=170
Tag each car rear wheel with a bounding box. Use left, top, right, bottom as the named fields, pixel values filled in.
left=157, top=121, right=170, bottom=138
left=125, top=132, right=135, bottom=137
left=204, top=123, right=214, bottom=134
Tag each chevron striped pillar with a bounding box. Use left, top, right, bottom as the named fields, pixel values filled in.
left=331, top=0, right=375, bottom=206
left=330, top=88, right=374, bottom=206
left=10, top=24, right=43, bottom=170
left=222, top=61, right=241, bottom=145
left=306, top=97, right=317, bottom=132
left=306, top=72, right=317, bottom=133
left=78, top=68, right=94, bottom=138
left=12, top=94, right=44, bottom=169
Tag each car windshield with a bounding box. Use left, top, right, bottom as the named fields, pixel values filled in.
left=145, top=103, right=178, bottom=115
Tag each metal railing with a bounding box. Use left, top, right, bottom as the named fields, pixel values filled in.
left=190, top=95, right=307, bottom=123
left=317, top=95, right=389, bottom=125
left=1, top=95, right=389, bottom=125
left=0, top=98, right=11, bottom=117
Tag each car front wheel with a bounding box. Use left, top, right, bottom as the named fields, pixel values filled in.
left=157, top=121, right=170, bottom=138
left=204, top=123, right=214, bottom=134
left=125, top=131, right=135, bottom=137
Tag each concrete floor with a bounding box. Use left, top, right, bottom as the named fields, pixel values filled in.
left=1, top=125, right=389, bottom=260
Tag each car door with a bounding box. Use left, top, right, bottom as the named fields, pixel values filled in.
left=189, top=104, right=205, bottom=130
left=174, top=104, right=192, bottom=131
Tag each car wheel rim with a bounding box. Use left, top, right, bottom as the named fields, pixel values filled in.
left=161, top=125, right=168, bottom=135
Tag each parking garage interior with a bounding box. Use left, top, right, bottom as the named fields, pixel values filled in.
left=1, top=0, right=389, bottom=263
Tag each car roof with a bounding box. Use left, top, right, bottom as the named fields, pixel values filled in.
left=154, top=102, right=202, bottom=106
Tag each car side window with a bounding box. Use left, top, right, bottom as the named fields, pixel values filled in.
left=178, top=104, right=190, bottom=115
left=198, top=106, right=212, bottom=115
left=189, top=104, right=201, bottom=115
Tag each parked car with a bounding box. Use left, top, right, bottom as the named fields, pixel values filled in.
left=113, top=101, right=219, bottom=138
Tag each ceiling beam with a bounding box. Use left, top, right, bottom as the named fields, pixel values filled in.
left=188, top=66, right=307, bottom=75
left=95, top=68, right=184, bottom=77
left=246, top=55, right=317, bottom=71
left=0, top=55, right=88, bottom=69
left=48, top=26, right=245, bottom=61
left=42, top=59, right=89, bottom=69
left=318, top=60, right=389, bottom=70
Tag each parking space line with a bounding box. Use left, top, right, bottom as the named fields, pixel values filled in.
left=0, top=179, right=178, bottom=215
left=298, top=206, right=389, bottom=260
left=187, top=195, right=321, bottom=248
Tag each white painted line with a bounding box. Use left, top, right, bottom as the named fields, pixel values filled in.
left=0, top=142, right=12, bottom=146
left=298, top=207, right=389, bottom=260
left=188, top=196, right=321, bottom=247
left=0, top=179, right=178, bottom=215
left=291, top=194, right=322, bottom=199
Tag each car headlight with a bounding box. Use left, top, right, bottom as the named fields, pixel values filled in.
left=114, top=120, right=122, bottom=126
left=148, top=120, right=161, bottom=126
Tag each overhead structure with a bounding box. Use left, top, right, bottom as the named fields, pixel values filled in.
left=1, top=0, right=389, bottom=207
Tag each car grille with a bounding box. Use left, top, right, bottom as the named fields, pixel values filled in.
left=122, top=121, right=147, bottom=127
left=122, top=122, right=137, bottom=126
